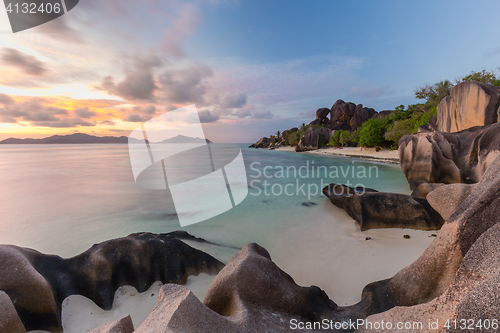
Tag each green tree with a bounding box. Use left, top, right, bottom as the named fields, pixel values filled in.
left=357, top=118, right=386, bottom=147
left=456, top=69, right=500, bottom=87
left=384, top=120, right=415, bottom=144
left=329, top=130, right=342, bottom=147
left=415, top=80, right=454, bottom=107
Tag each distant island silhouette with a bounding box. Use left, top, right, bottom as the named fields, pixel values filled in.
left=0, top=133, right=213, bottom=144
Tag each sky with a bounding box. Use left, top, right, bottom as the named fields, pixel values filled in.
left=0, top=0, right=499, bottom=142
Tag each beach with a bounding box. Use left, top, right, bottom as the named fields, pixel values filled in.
left=275, top=146, right=400, bottom=164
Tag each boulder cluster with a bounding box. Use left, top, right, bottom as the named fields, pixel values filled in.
left=250, top=99, right=391, bottom=152
left=401, top=81, right=500, bottom=190
left=428, top=81, right=500, bottom=133
left=0, top=232, right=224, bottom=332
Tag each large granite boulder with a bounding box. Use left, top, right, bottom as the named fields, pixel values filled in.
left=354, top=154, right=500, bottom=330
left=410, top=182, right=444, bottom=198
left=309, top=118, right=330, bottom=127
left=315, top=107, right=330, bottom=120
left=331, top=122, right=352, bottom=131
left=0, top=291, right=26, bottom=333
left=295, top=127, right=331, bottom=152
left=350, top=104, right=377, bottom=127
left=432, top=81, right=500, bottom=132
left=308, top=118, right=322, bottom=126
left=132, top=243, right=337, bottom=332
left=0, top=232, right=224, bottom=332
left=322, top=183, right=444, bottom=231
left=88, top=316, right=134, bottom=333
left=296, top=127, right=318, bottom=152
left=426, top=183, right=477, bottom=221
left=203, top=243, right=337, bottom=323
left=253, top=137, right=274, bottom=148
left=399, top=122, right=500, bottom=189
left=371, top=110, right=392, bottom=119
left=330, top=99, right=356, bottom=125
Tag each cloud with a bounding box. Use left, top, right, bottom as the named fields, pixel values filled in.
left=219, top=93, right=247, bottom=108
left=32, top=16, right=85, bottom=44
left=124, top=114, right=150, bottom=122
left=99, top=120, right=115, bottom=126
left=98, top=54, right=163, bottom=101
left=161, top=3, right=202, bottom=57
left=133, top=104, right=156, bottom=114
left=0, top=94, right=15, bottom=105
left=99, top=71, right=157, bottom=101
left=1, top=48, right=47, bottom=76
left=74, top=107, right=97, bottom=119
left=122, top=104, right=158, bottom=122
left=0, top=96, right=97, bottom=128
left=216, top=108, right=274, bottom=120
left=158, top=63, right=213, bottom=104
left=198, top=110, right=219, bottom=123
left=32, top=120, right=95, bottom=128
left=250, top=110, right=275, bottom=119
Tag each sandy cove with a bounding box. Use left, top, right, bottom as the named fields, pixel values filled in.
left=274, top=146, right=400, bottom=164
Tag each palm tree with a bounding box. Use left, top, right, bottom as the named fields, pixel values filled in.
left=276, top=130, right=281, bottom=140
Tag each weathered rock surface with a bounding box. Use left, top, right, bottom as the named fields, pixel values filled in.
left=350, top=104, right=377, bottom=128
left=295, top=127, right=330, bottom=152
left=432, top=81, right=500, bottom=133
left=410, top=182, right=444, bottom=198
left=399, top=122, right=500, bottom=189
left=322, top=183, right=444, bottom=231
left=426, top=183, right=477, bottom=221
left=88, top=315, right=134, bottom=333
left=204, top=243, right=337, bottom=321
left=132, top=243, right=337, bottom=332
left=371, top=110, right=392, bottom=119
left=0, top=232, right=224, bottom=332
left=296, top=127, right=318, bottom=152
left=355, top=155, right=500, bottom=331
left=330, top=99, right=356, bottom=125
left=330, top=100, right=377, bottom=129
left=315, top=107, right=330, bottom=120
left=252, top=136, right=274, bottom=148
left=308, top=118, right=322, bottom=126
left=331, top=122, right=352, bottom=131
left=0, top=291, right=26, bottom=333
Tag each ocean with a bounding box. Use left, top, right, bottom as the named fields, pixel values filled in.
left=0, top=144, right=434, bottom=306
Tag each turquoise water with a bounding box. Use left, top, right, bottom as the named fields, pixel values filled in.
left=0, top=144, right=431, bottom=305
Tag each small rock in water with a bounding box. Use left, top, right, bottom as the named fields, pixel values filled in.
left=430, top=234, right=437, bottom=237
left=301, top=202, right=318, bottom=207
left=365, top=237, right=371, bottom=240
left=403, top=234, right=410, bottom=239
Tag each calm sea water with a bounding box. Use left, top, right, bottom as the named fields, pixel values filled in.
left=0, top=144, right=432, bottom=305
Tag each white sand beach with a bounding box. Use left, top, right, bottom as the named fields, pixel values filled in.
left=275, top=146, right=400, bottom=164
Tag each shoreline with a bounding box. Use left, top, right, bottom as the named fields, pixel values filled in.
left=272, top=146, right=401, bottom=165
